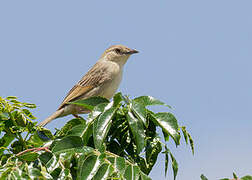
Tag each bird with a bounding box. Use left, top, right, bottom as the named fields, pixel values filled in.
left=39, top=45, right=138, bottom=126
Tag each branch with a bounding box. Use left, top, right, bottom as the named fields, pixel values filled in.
left=16, top=146, right=51, bottom=156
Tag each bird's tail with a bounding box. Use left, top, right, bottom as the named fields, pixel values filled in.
left=38, top=108, right=64, bottom=127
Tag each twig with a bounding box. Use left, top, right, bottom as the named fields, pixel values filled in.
left=16, top=147, right=51, bottom=156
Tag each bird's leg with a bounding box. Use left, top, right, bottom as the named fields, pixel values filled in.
left=73, top=114, right=81, bottom=119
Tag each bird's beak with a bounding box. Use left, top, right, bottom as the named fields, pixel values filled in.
left=126, top=49, right=139, bottom=55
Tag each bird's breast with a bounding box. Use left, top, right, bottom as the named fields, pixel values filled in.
left=101, top=65, right=123, bottom=99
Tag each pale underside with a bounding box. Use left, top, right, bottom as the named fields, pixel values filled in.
left=58, top=60, right=123, bottom=117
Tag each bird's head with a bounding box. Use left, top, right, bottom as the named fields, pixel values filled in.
left=101, top=45, right=138, bottom=66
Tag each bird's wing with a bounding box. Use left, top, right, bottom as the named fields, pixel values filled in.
left=58, top=61, right=111, bottom=110
left=57, top=85, right=94, bottom=110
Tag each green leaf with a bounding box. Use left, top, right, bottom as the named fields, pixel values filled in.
left=23, top=103, right=36, bottom=109
left=56, top=118, right=85, bottom=137
left=200, top=174, right=208, bottom=180
left=50, top=167, right=62, bottom=179
left=53, top=146, right=93, bottom=156
left=170, top=151, right=178, bottom=180
left=0, top=133, right=15, bottom=156
left=93, top=163, right=113, bottom=180
left=52, top=136, right=83, bottom=153
left=188, top=132, right=194, bottom=155
left=134, top=96, right=172, bottom=108
left=106, top=140, right=122, bottom=155
left=139, top=171, right=152, bottom=180
left=69, top=96, right=109, bottom=110
left=181, top=126, right=194, bottom=154
left=233, top=172, right=238, bottom=179
left=28, top=132, right=47, bottom=147
left=113, top=92, right=123, bottom=108
left=0, top=154, right=12, bottom=166
left=107, top=156, right=126, bottom=178
left=81, top=124, right=94, bottom=146
left=162, top=130, right=170, bottom=142
left=11, top=140, right=25, bottom=154
left=10, top=99, right=21, bottom=104
left=241, top=175, right=252, bottom=180
left=67, top=123, right=87, bottom=137
left=0, top=112, right=9, bottom=120
left=131, top=101, right=147, bottom=126
left=77, top=154, right=102, bottom=180
left=124, top=165, right=140, bottom=180
left=152, top=112, right=180, bottom=146
left=65, top=121, right=93, bottom=146
left=145, top=136, right=162, bottom=174
left=28, top=167, right=44, bottom=179
left=127, top=111, right=145, bottom=154
left=38, top=128, right=54, bottom=140
left=93, top=107, right=117, bottom=149
left=46, top=154, right=59, bottom=173
left=6, top=96, right=17, bottom=100
left=88, top=103, right=108, bottom=122
left=19, top=152, right=39, bottom=162
left=114, top=157, right=126, bottom=175
left=164, top=146, right=169, bottom=177
left=58, top=168, right=72, bottom=179
left=34, top=128, right=54, bottom=145
left=39, top=152, right=53, bottom=166
left=181, top=126, right=188, bottom=144
left=137, top=157, right=148, bottom=175
left=15, top=113, right=27, bottom=127
left=22, top=109, right=36, bottom=120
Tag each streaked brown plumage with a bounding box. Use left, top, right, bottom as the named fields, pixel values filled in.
left=39, top=45, right=138, bottom=126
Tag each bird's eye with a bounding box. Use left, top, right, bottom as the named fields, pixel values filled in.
left=115, top=48, right=121, bottom=54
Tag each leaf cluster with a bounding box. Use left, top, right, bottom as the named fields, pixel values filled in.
left=0, top=93, right=194, bottom=180
left=201, top=173, right=252, bottom=180
left=0, top=96, right=37, bottom=157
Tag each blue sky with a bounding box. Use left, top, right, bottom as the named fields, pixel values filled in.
left=1, top=1, right=252, bottom=179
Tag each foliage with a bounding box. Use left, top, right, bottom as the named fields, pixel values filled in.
left=0, top=93, right=194, bottom=180
left=201, top=173, right=252, bottom=180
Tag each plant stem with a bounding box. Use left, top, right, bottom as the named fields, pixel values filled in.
left=16, top=147, right=51, bottom=156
